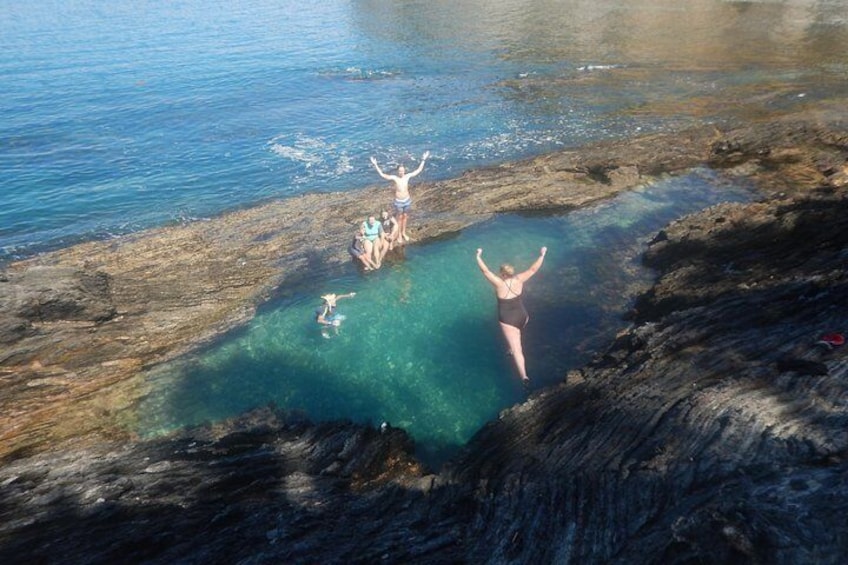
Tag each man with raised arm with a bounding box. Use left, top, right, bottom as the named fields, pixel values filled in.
left=370, top=151, right=430, bottom=243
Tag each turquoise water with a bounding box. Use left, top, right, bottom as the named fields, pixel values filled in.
left=136, top=170, right=754, bottom=465
left=2, top=0, right=846, bottom=261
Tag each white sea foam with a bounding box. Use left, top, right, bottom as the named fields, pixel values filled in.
left=317, top=66, right=399, bottom=81
left=577, top=64, right=622, bottom=72
left=267, top=133, right=356, bottom=184
left=335, top=154, right=354, bottom=175
left=268, top=134, right=328, bottom=168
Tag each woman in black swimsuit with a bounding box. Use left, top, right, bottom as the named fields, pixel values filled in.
left=475, top=246, right=547, bottom=383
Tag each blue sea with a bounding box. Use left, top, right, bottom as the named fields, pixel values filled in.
left=3, top=0, right=846, bottom=261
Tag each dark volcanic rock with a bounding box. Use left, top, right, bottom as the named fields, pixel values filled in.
left=0, top=409, right=463, bottom=564
left=445, top=182, right=848, bottom=562
left=635, top=193, right=848, bottom=322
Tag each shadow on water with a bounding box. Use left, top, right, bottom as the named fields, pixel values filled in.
left=134, top=169, right=755, bottom=468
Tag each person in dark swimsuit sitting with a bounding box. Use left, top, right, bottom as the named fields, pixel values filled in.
left=380, top=209, right=399, bottom=253
left=475, top=246, right=547, bottom=383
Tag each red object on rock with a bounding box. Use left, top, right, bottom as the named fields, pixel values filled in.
left=820, top=333, right=845, bottom=347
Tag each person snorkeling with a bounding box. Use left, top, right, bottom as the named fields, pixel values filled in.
left=315, top=292, right=356, bottom=337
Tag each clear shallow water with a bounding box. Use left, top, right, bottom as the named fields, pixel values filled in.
left=136, top=169, right=754, bottom=466
left=2, top=0, right=846, bottom=261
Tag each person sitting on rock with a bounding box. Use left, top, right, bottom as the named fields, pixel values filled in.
left=349, top=225, right=378, bottom=271
left=380, top=209, right=400, bottom=254
left=361, top=215, right=384, bottom=268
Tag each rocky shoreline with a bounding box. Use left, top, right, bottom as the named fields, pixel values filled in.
left=0, top=105, right=724, bottom=458
left=1, top=101, right=847, bottom=562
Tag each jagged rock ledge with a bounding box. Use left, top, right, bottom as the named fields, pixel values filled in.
left=1, top=102, right=847, bottom=563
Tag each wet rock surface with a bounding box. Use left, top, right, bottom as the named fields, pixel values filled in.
left=1, top=101, right=847, bottom=563
left=0, top=267, right=115, bottom=347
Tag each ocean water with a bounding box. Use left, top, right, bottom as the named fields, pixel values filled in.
left=136, top=170, right=755, bottom=466
left=2, top=0, right=846, bottom=261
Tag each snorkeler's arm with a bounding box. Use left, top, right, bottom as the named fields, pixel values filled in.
left=476, top=248, right=503, bottom=287
left=337, top=292, right=356, bottom=301
left=518, top=247, right=547, bottom=282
